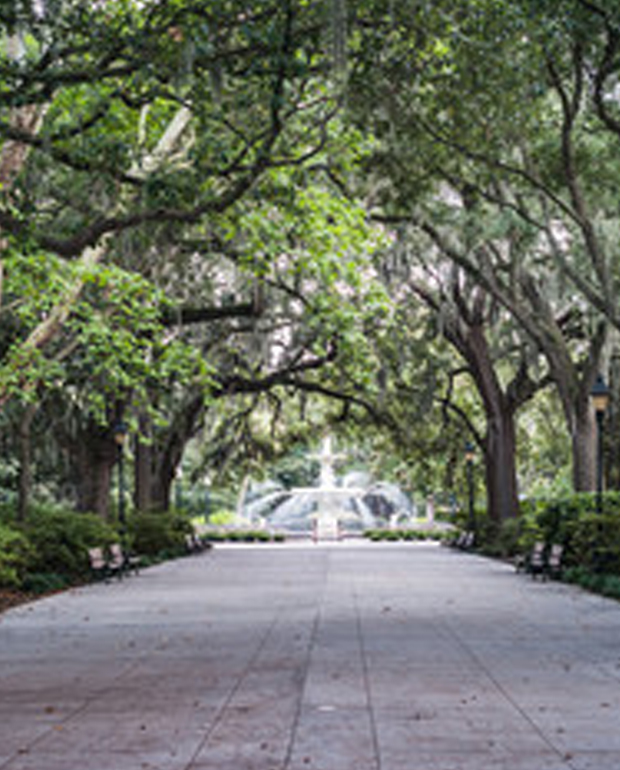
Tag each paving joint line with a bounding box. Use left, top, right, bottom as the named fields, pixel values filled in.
left=281, top=549, right=331, bottom=770
left=353, top=583, right=382, bottom=770
left=0, top=633, right=166, bottom=770
left=437, top=615, right=578, bottom=769
left=180, top=606, right=287, bottom=770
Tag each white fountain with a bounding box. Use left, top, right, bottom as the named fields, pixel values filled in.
left=244, top=436, right=394, bottom=539
left=302, top=436, right=365, bottom=540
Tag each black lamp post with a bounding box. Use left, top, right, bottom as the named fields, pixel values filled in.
left=465, top=441, right=476, bottom=538
left=113, top=422, right=128, bottom=533
left=590, top=375, right=610, bottom=516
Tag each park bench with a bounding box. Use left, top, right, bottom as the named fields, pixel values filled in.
left=184, top=531, right=213, bottom=554
left=185, top=532, right=201, bottom=554
left=516, top=542, right=564, bottom=581
left=455, top=531, right=475, bottom=550
left=87, top=547, right=109, bottom=581
left=545, top=543, right=564, bottom=580
left=109, top=543, right=140, bottom=576
left=527, top=541, right=546, bottom=579
left=87, top=544, right=139, bottom=582
left=445, top=530, right=475, bottom=550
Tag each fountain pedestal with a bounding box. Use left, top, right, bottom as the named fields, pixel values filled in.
left=313, top=512, right=341, bottom=541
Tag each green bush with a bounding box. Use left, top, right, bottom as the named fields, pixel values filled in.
left=476, top=517, right=523, bottom=558
left=0, top=524, right=33, bottom=588
left=600, top=575, right=620, bottom=599
left=563, top=566, right=620, bottom=601
left=200, top=529, right=284, bottom=544
left=363, top=528, right=447, bottom=542
left=126, top=511, right=190, bottom=557
left=21, top=571, right=70, bottom=594
left=563, top=511, right=620, bottom=573
left=203, top=530, right=226, bottom=543
left=24, top=505, right=118, bottom=580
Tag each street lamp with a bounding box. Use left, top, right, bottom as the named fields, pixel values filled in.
left=465, top=441, right=476, bottom=540
left=113, top=421, right=128, bottom=532
left=590, top=375, right=610, bottom=516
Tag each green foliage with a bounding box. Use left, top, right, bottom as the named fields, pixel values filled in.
left=21, top=572, right=71, bottom=595
left=0, top=248, right=211, bottom=418
left=517, top=494, right=620, bottom=574
left=478, top=494, right=620, bottom=582
left=0, top=524, right=33, bottom=588
left=475, top=516, right=523, bottom=558
left=565, top=510, right=620, bottom=575
left=563, top=568, right=620, bottom=602
left=363, top=528, right=449, bottom=542
left=208, top=509, right=235, bottom=526
left=203, top=529, right=284, bottom=543
left=271, top=447, right=319, bottom=489
left=23, top=505, right=118, bottom=580
left=126, top=511, right=191, bottom=557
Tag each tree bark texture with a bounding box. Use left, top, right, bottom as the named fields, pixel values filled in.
left=16, top=404, right=36, bottom=522
left=133, top=395, right=205, bottom=512
left=74, top=423, right=118, bottom=519
left=483, top=408, right=520, bottom=525
left=571, top=401, right=597, bottom=492
left=448, top=319, right=522, bottom=522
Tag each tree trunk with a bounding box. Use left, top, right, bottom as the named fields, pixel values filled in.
left=149, top=456, right=176, bottom=512
left=553, top=374, right=598, bottom=492
left=16, top=404, right=36, bottom=522
left=452, top=323, right=523, bottom=523
left=483, top=408, right=520, bottom=523
left=75, top=423, right=118, bottom=519
left=134, top=413, right=154, bottom=513
left=571, top=401, right=597, bottom=492
left=134, top=393, right=206, bottom=512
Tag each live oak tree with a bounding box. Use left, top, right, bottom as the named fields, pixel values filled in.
left=345, top=0, right=616, bottom=493
left=130, top=156, right=387, bottom=512
left=0, top=0, right=367, bottom=517
left=373, top=230, right=546, bottom=522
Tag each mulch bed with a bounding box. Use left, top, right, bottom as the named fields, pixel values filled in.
left=0, top=589, right=38, bottom=616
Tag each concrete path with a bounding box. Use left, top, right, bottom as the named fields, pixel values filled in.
left=1, top=542, right=620, bottom=770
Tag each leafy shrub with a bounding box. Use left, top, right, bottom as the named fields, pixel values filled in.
left=21, top=571, right=70, bottom=594
left=563, top=567, right=620, bottom=601
left=563, top=511, right=620, bottom=573
left=477, top=517, right=523, bottom=558
left=201, top=529, right=284, bottom=543
left=24, top=505, right=118, bottom=580
left=363, top=528, right=447, bottom=542
left=0, top=524, right=33, bottom=588
left=126, top=512, right=190, bottom=557
left=600, top=575, right=620, bottom=600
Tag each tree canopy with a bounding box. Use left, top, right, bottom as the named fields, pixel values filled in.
left=2, top=0, right=619, bottom=524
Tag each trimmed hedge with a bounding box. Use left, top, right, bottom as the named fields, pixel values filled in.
left=203, top=530, right=285, bottom=543
left=363, top=528, right=449, bottom=542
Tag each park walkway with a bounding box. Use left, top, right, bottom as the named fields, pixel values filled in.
left=1, top=541, right=620, bottom=770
